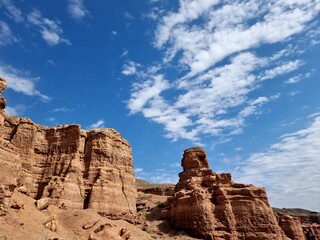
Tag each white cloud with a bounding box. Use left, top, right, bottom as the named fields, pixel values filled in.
left=4, top=104, right=27, bottom=116
left=235, top=115, right=320, bottom=211
left=155, top=0, right=318, bottom=77
left=89, top=119, right=105, bottom=129
left=285, top=75, right=302, bottom=84
left=284, top=71, right=312, bottom=84
left=0, top=21, right=17, bottom=46
left=134, top=168, right=144, bottom=173
left=0, top=0, right=23, bottom=22
left=138, top=168, right=179, bottom=184
left=261, top=60, right=304, bottom=80
left=239, top=96, right=269, bottom=118
left=0, top=66, right=49, bottom=101
left=120, top=49, right=129, bottom=58
left=4, top=106, right=17, bottom=115
left=68, top=0, right=89, bottom=20
left=128, top=75, right=170, bottom=113
left=150, top=172, right=178, bottom=184
left=51, top=107, right=71, bottom=113
left=288, top=91, right=300, bottom=97
left=128, top=52, right=274, bottom=142
left=127, top=0, right=319, bottom=143
left=155, top=0, right=221, bottom=47
left=47, top=117, right=56, bottom=122
left=122, top=61, right=140, bottom=76
left=124, top=12, right=135, bottom=20
left=27, top=9, right=70, bottom=46
left=170, top=162, right=181, bottom=168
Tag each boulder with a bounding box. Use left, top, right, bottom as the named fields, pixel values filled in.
left=44, top=219, right=58, bottom=232
left=36, top=198, right=50, bottom=210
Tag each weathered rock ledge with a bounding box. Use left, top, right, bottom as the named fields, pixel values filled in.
left=0, top=77, right=136, bottom=218
left=162, top=147, right=320, bottom=240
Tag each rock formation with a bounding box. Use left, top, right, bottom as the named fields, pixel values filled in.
left=1, top=76, right=319, bottom=239
left=0, top=77, right=136, bottom=218
left=277, top=213, right=306, bottom=240
left=164, top=147, right=292, bottom=239
left=275, top=211, right=320, bottom=240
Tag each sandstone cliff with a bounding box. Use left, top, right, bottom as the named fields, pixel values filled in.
left=0, top=77, right=136, bottom=218
left=163, top=147, right=319, bottom=240
left=1, top=76, right=319, bottom=240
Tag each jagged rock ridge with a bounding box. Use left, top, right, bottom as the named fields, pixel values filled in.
left=163, top=147, right=319, bottom=240
left=0, top=77, right=136, bottom=218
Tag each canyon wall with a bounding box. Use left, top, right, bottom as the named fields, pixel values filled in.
left=0, top=77, right=136, bottom=218
left=1, top=76, right=319, bottom=239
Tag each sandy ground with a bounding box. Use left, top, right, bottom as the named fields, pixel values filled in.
left=0, top=190, right=200, bottom=240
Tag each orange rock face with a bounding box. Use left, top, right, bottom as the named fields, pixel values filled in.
left=167, top=147, right=286, bottom=240
left=0, top=78, right=136, bottom=218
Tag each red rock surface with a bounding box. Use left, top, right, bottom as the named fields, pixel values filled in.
left=277, top=213, right=306, bottom=240
left=1, top=76, right=319, bottom=239
left=0, top=78, right=136, bottom=218
left=275, top=210, right=320, bottom=240
left=165, top=147, right=287, bottom=239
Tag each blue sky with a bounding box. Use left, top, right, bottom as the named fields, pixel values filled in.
left=0, top=0, right=319, bottom=211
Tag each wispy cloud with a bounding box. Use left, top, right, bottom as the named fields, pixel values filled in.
left=122, top=61, right=140, bottom=76
left=27, top=9, right=70, bottom=46
left=51, top=107, right=71, bottom=113
left=4, top=104, right=26, bottom=116
left=149, top=171, right=178, bottom=184
left=0, top=66, right=49, bottom=101
left=127, top=52, right=283, bottom=142
left=89, top=119, right=105, bottom=129
left=261, top=60, right=304, bottom=81
left=135, top=167, right=179, bottom=184
left=124, top=11, right=135, bottom=20
left=67, top=0, right=89, bottom=20
left=235, top=115, right=320, bottom=211
left=155, top=0, right=318, bottom=77
left=128, top=75, right=170, bottom=114
left=134, top=168, right=144, bottom=173
left=0, top=0, right=23, bottom=22
left=4, top=106, right=18, bottom=115
left=120, top=49, right=129, bottom=58
left=127, top=0, right=320, bottom=143
left=284, top=71, right=313, bottom=84
left=0, top=21, right=17, bottom=46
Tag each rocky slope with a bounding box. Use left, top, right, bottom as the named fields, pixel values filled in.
left=0, top=77, right=136, bottom=219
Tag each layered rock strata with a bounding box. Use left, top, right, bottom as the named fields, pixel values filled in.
left=166, top=147, right=286, bottom=240
left=0, top=77, right=136, bottom=218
